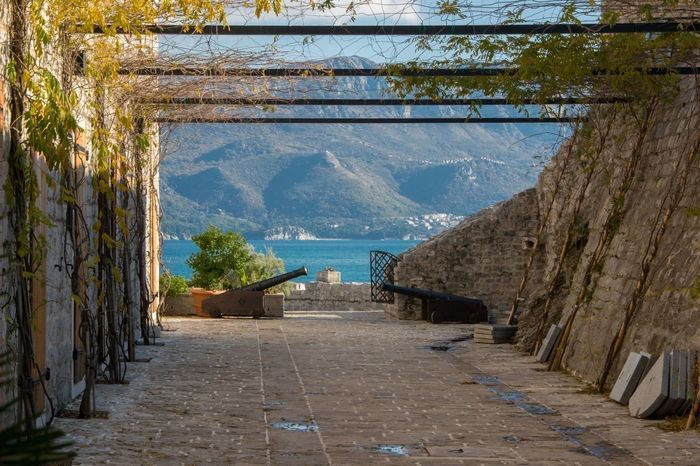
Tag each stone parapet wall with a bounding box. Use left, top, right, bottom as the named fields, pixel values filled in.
left=392, top=189, right=541, bottom=321
left=162, top=294, right=196, bottom=316
left=286, top=282, right=388, bottom=312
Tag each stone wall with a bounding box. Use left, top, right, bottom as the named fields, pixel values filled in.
left=391, top=189, right=541, bottom=321
left=0, top=17, right=161, bottom=425
left=162, top=294, right=196, bottom=316
left=163, top=284, right=387, bottom=315
left=286, top=282, right=389, bottom=312
left=517, top=77, right=700, bottom=387
left=389, top=79, right=699, bottom=389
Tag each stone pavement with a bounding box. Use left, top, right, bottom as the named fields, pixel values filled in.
left=55, top=311, right=700, bottom=465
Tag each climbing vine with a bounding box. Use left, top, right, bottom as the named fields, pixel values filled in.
left=529, top=107, right=620, bottom=354
left=1, top=0, right=282, bottom=424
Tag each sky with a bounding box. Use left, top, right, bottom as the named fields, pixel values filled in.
left=158, top=0, right=602, bottom=63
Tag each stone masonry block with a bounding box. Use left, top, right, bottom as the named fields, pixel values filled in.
left=629, top=352, right=670, bottom=419
left=263, top=294, right=284, bottom=318
left=610, top=352, right=650, bottom=405
left=656, top=350, right=687, bottom=417
left=536, top=325, right=563, bottom=363
left=682, top=350, right=697, bottom=413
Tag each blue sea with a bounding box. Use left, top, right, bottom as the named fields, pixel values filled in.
left=162, top=239, right=421, bottom=283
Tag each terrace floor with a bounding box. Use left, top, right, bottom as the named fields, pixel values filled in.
left=56, top=311, right=700, bottom=465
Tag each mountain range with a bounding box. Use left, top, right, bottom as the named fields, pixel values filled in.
left=160, top=56, right=562, bottom=239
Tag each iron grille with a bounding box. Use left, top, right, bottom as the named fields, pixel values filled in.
left=370, top=250, right=398, bottom=303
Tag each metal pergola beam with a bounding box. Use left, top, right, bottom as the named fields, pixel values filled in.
left=120, top=66, right=699, bottom=77
left=154, top=117, right=583, bottom=124
left=141, top=97, right=625, bottom=105
left=89, top=22, right=700, bottom=36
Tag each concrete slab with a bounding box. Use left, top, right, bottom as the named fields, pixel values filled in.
left=639, top=351, right=655, bottom=379
left=535, top=325, right=562, bottom=363
left=475, top=336, right=514, bottom=344
left=475, top=324, right=517, bottom=331
left=682, top=350, right=696, bottom=413
left=475, top=326, right=517, bottom=332
left=610, top=352, right=650, bottom=405
left=628, top=352, right=670, bottom=418
left=474, top=331, right=516, bottom=339
left=677, top=350, right=688, bottom=413
left=657, top=350, right=687, bottom=416
left=474, top=324, right=517, bottom=344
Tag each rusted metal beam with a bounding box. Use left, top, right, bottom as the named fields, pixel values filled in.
left=118, top=66, right=699, bottom=77
left=154, top=116, right=584, bottom=123
left=140, top=97, right=627, bottom=106
left=86, top=22, right=700, bottom=36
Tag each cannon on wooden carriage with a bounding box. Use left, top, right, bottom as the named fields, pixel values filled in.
left=370, top=251, right=487, bottom=324
left=202, top=267, right=307, bottom=318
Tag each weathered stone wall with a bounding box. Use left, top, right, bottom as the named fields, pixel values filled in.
left=389, top=78, right=699, bottom=389
left=286, top=282, right=389, bottom=312
left=0, top=21, right=161, bottom=426
left=163, top=294, right=196, bottom=316
left=518, top=78, right=700, bottom=387
left=391, top=189, right=541, bottom=321
left=163, top=284, right=388, bottom=315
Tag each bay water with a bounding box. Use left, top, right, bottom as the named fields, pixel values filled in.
left=162, top=239, right=421, bottom=283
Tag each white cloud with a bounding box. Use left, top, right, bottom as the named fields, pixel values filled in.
left=228, top=0, right=425, bottom=26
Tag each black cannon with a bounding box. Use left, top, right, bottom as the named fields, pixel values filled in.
left=203, top=267, right=307, bottom=318
left=370, top=250, right=487, bottom=324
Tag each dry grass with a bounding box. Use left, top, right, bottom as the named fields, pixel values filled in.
left=576, top=383, right=599, bottom=395
left=657, top=416, right=700, bottom=433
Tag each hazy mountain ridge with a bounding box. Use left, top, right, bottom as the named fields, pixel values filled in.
left=160, top=56, right=560, bottom=239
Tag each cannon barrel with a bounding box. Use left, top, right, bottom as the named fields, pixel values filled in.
left=239, top=266, right=308, bottom=291
left=381, top=282, right=485, bottom=307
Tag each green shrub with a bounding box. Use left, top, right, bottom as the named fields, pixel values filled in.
left=160, top=274, right=190, bottom=296
left=186, top=225, right=252, bottom=290
left=245, top=248, right=291, bottom=294
left=185, top=226, right=291, bottom=292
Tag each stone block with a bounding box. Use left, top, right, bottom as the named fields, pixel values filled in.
left=535, top=324, right=563, bottom=363
left=475, top=324, right=517, bottom=344
left=657, top=350, right=687, bottom=417
left=682, top=350, right=696, bottom=413
left=629, top=352, right=670, bottom=419
left=677, top=350, right=688, bottom=410
left=639, top=351, right=655, bottom=379
left=316, top=270, right=341, bottom=283
left=263, top=294, right=285, bottom=318
left=162, top=294, right=195, bottom=316
left=610, top=352, right=650, bottom=405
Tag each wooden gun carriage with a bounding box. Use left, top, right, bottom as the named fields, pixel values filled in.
left=202, top=267, right=307, bottom=318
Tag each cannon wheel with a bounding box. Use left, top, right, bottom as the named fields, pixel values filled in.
left=429, top=310, right=443, bottom=324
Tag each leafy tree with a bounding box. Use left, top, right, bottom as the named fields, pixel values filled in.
left=387, top=2, right=699, bottom=112
left=187, top=226, right=251, bottom=290
left=244, top=249, right=290, bottom=294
